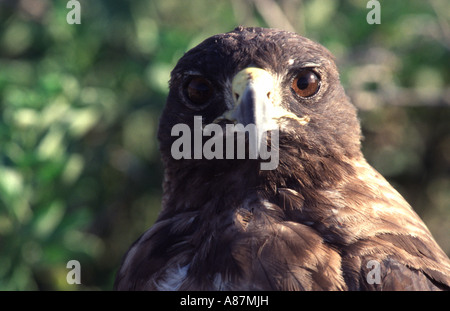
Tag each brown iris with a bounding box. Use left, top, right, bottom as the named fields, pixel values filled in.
left=185, top=76, right=213, bottom=106
left=292, top=70, right=320, bottom=97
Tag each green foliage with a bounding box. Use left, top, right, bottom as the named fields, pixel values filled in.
left=0, top=0, right=449, bottom=290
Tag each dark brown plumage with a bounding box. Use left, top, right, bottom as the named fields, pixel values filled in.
left=114, top=27, right=450, bottom=290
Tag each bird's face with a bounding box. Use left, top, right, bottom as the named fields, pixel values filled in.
left=158, top=27, right=362, bottom=173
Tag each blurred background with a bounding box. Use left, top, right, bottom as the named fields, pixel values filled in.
left=0, top=0, right=448, bottom=290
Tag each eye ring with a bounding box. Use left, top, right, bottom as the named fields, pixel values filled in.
left=292, top=69, right=321, bottom=98
left=183, top=76, right=213, bottom=109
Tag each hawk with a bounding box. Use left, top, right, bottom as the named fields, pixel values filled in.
left=115, top=27, right=450, bottom=290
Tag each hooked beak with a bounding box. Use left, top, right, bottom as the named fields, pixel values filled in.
left=222, top=67, right=279, bottom=150
left=228, top=67, right=278, bottom=135
left=219, top=67, right=309, bottom=148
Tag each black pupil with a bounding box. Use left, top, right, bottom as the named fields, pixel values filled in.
left=297, top=72, right=315, bottom=90
left=187, top=78, right=211, bottom=104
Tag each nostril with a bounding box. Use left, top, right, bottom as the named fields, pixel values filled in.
left=234, top=93, right=240, bottom=101
left=267, top=91, right=271, bottom=99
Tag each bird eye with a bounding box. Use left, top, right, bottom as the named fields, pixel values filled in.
left=292, top=70, right=320, bottom=97
left=185, top=76, right=213, bottom=107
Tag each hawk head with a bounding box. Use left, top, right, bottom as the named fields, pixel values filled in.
left=158, top=27, right=362, bottom=203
